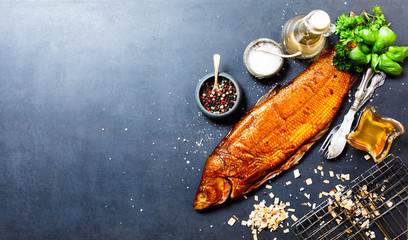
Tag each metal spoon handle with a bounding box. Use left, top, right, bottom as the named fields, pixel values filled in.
left=358, top=72, right=386, bottom=109
left=351, top=68, right=374, bottom=110
left=256, top=47, right=302, bottom=59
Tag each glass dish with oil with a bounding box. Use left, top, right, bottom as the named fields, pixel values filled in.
left=346, top=106, right=405, bottom=162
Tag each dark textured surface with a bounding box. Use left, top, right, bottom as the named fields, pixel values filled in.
left=0, top=1, right=406, bottom=239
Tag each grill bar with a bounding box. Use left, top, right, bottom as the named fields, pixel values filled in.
left=292, top=155, right=408, bottom=240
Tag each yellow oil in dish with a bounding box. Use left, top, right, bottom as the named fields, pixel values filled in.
left=346, top=106, right=405, bottom=162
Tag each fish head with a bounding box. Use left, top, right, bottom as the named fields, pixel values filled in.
left=193, top=177, right=231, bottom=210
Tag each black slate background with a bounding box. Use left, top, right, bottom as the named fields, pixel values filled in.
left=0, top=1, right=407, bottom=239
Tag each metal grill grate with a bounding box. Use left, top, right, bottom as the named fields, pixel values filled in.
left=292, top=155, right=408, bottom=240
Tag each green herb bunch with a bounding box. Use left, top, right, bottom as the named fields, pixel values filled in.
left=333, top=5, right=408, bottom=76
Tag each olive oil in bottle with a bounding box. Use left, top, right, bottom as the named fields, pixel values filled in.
left=281, top=10, right=333, bottom=60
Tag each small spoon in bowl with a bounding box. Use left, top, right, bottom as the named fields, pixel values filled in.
left=257, top=46, right=302, bottom=59
left=212, top=54, right=220, bottom=92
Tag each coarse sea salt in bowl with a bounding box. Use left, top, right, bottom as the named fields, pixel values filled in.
left=243, top=38, right=284, bottom=79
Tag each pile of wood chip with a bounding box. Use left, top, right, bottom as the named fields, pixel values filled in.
left=235, top=165, right=356, bottom=239
left=242, top=200, right=289, bottom=235
left=325, top=184, right=390, bottom=238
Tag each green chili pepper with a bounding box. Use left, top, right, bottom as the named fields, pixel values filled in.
left=371, top=53, right=380, bottom=73
left=360, top=29, right=378, bottom=46
left=385, top=46, right=408, bottom=62
left=349, top=44, right=371, bottom=65
left=372, top=26, right=396, bottom=54
left=378, top=54, right=403, bottom=76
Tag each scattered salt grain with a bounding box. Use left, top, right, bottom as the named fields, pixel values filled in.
left=305, top=178, right=313, bottom=185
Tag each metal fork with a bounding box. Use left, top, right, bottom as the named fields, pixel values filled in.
left=319, top=125, right=340, bottom=158
left=319, top=68, right=386, bottom=159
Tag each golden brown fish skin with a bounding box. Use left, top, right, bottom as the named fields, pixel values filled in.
left=193, top=48, right=357, bottom=210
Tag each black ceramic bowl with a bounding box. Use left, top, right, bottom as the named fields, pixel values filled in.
left=195, top=72, right=242, bottom=119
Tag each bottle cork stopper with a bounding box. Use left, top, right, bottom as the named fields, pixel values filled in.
left=309, top=10, right=330, bottom=34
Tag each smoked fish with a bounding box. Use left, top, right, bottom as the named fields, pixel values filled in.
left=193, top=48, right=358, bottom=210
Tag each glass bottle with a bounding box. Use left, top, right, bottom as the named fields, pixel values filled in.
left=281, top=10, right=334, bottom=60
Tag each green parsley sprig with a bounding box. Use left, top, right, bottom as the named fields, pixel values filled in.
left=333, top=5, right=389, bottom=72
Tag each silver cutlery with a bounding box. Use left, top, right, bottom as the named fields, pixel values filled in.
left=320, top=68, right=386, bottom=159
